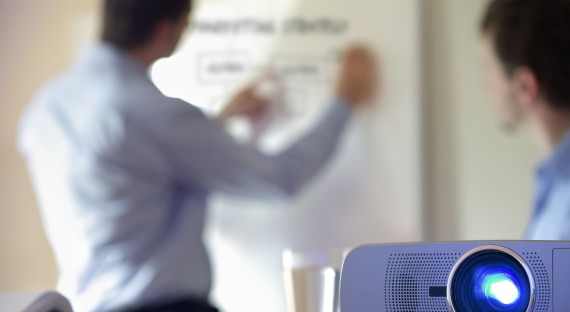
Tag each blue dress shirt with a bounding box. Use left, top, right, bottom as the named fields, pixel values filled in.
left=525, top=132, right=570, bottom=240
left=18, top=44, right=351, bottom=312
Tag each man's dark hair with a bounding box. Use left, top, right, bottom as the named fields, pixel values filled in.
left=102, top=0, right=191, bottom=49
left=481, top=0, right=570, bottom=109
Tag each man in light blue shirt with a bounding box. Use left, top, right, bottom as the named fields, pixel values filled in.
left=480, top=0, right=570, bottom=240
left=18, top=0, right=378, bottom=311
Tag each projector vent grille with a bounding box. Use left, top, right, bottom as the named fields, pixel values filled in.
left=522, top=252, right=550, bottom=311
left=385, top=253, right=461, bottom=311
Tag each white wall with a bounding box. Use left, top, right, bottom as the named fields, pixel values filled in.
left=422, top=0, right=541, bottom=241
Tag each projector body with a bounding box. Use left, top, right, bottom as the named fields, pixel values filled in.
left=340, top=241, right=570, bottom=311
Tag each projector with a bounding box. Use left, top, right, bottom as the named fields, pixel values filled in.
left=339, top=241, right=570, bottom=312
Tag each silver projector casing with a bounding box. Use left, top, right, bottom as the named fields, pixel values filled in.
left=340, top=241, right=570, bottom=311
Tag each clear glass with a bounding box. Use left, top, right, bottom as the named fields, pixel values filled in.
left=282, top=249, right=346, bottom=312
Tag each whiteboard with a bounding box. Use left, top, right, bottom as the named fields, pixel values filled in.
left=152, top=0, right=422, bottom=311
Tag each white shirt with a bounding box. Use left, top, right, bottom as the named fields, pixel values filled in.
left=18, top=44, right=351, bottom=312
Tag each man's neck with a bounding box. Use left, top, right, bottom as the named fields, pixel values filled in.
left=126, top=47, right=159, bottom=70
left=530, top=105, right=570, bottom=155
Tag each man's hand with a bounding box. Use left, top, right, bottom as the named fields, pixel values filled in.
left=217, top=85, right=269, bottom=122
left=336, top=45, right=379, bottom=107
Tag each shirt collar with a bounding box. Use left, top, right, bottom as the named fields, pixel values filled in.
left=537, top=130, right=570, bottom=180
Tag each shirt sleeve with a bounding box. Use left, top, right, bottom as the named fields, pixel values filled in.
left=148, top=98, right=351, bottom=199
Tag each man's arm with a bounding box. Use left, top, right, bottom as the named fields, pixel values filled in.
left=148, top=97, right=348, bottom=199
left=157, top=45, right=378, bottom=199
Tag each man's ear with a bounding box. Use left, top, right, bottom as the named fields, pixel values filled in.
left=512, top=67, right=541, bottom=109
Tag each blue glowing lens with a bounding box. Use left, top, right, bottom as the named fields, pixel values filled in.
left=449, top=249, right=532, bottom=312
left=482, top=273, right=520, bottom=305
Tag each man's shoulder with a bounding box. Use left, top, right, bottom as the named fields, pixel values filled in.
left=31, top=71, right=73, bottom=105
left=20, top=71, right=73, bottom=128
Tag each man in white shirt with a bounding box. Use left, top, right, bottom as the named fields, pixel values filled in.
left=18, top=0, right=378, bottom=311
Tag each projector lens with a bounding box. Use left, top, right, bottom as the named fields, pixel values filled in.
left=483, top=273, right=520, bottom=304
left=447, top=246, right=535, bottom=312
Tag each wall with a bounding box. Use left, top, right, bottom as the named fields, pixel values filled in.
left=422, top=0, right=541, bottom=241
left=0, top=0, right=99, bottom=290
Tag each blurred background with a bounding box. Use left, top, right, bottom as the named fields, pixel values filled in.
left=0, top=0, right=540, bottom=311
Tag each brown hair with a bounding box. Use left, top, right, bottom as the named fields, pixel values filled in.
left=102, top=0, right=191, bottom=49
left=481, top=0, right=570, bottom=109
